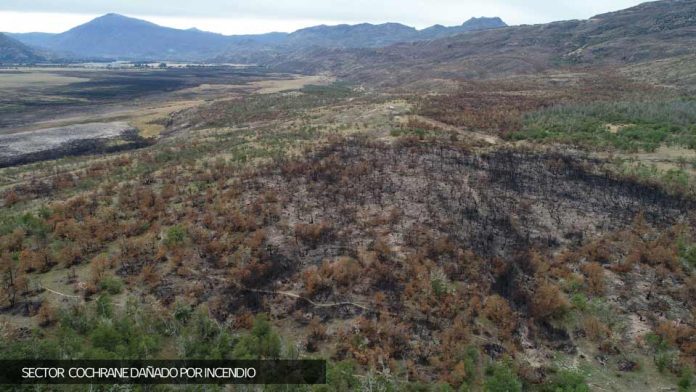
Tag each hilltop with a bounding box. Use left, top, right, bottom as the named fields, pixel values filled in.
left=8, top=13, right=232, bottom=61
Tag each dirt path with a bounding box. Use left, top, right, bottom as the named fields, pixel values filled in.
left=242, top=287, right=386, bottom=313
left=403, top=114, right=501, bottom=144
left=40, top=285, right=82, bottom=300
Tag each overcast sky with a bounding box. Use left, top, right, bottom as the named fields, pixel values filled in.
left=0, top=0, right=646, bottom=35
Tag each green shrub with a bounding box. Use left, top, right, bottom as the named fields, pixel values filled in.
left=570, top=293, right=589, bottom=311
left=95, top=294, right=113, bottom=318
left=232, top=314, right=282, bottom=359
left=431, top=277, right=449, bottom=299
left=544, top=370, right=590, bottom=392
left=645, top=332, right=671, bottom=352
left=655, top=351, right=678, bottom=373
left=678, top=368, right=694, bottom=392
left=0, top=337, right=63, bottom=360
left=681, top=246, right=696, bottom=268
left=463, top=346, right=480, bottom=384
left=485, top=362, right=522, bottom=392
left=173, top=300, right=193, bottom=323
left=177, top=307, right=233, bottom=359
left=59, top=305, right=91, bottom=335
left=313, top=361, right=359, bottom=392
left=99, top=275, right=123, bottom=295
left=90, top=323, right=121, bottom=351
left=164, top=225, right=186, bottom=246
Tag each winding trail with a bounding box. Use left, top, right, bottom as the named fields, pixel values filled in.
left=405, top=114, right=501, bottom=145
left=40, top=285, right=82, bottom=299
left=241, top=287, right=390, bottom=314
left=243, top=288, right=371, bottom=310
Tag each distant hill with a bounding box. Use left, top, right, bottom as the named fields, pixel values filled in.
left=286, top=23, right=419, bottom=48
left=0, top=33, right=43, bottom=63
left=269, top=0, right=696, bottom=84
left=5, top=32, right=54, bottom=48
left=9, top=13, right=506, bottom=62
left=9, top=13, right=235, bottom=61
left=281, top=17, right=506, bottom=48
left=419, top=17, right=507, bottom=39
left=217, top=17, right=507, bottom=62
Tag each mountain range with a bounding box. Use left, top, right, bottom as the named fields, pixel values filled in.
left=4, top=14, right=506, bottom=62
left=266, top=0, right=696, bottom=84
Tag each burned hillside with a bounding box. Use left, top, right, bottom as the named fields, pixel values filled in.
left=193, top=138, right=695, bottom=383
left=255, top=139, right=690, bottom=262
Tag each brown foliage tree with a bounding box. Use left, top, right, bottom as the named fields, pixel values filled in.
left=37, top=301, right=57, bottom=327
left=581, top=262, right=605, bottom=295
left=531, top=281, right=570, bottom=320
left=483, top=295, right=516, bottom=338
left=3, top=190, right=20, bottom=207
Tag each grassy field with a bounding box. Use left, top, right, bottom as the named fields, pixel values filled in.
left=0, top=66, right=278, bottom=131
left=0, top=71, right=88, bottom=89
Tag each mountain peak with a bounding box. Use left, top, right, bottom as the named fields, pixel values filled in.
left=86, top=13, right=156, bottom=28
left=461, top=16, right=507, bottom=29
left=94, top=13, right=129, bottom=21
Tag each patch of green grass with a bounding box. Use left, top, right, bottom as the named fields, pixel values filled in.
left=202, top=82, right=358, bottom=128
left=614, top=160, right=693, bottom=194
left=512, top=100, right=696, bottom=152
left=542, top=370, right=590, bottom=392
left=300, top=82, right=354, bottom=98
left=98, top=275, right=124, bottom=295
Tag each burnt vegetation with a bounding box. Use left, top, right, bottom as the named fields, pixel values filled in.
left=2, top=132, right=695, bottom=389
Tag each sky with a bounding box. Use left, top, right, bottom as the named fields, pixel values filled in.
left=0, top=0, right=646, bottom=35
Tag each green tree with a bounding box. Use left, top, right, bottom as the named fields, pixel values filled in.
left=485, top=362, right=522, bottom=392
left=313, top=361, right=359, bottom=392
left=233, top=314, right=282, bottom=359
left=90, top=323, right=120, bottom=351
left=95, top=293, right=113, bottom=318
left=179, top=308, right=232, bottom=359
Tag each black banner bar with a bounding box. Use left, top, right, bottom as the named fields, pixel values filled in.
left=0, top=360, right=326, bottom=384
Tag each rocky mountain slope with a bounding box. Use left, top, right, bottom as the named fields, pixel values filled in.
left=269, top=0, right=696, bottom=84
